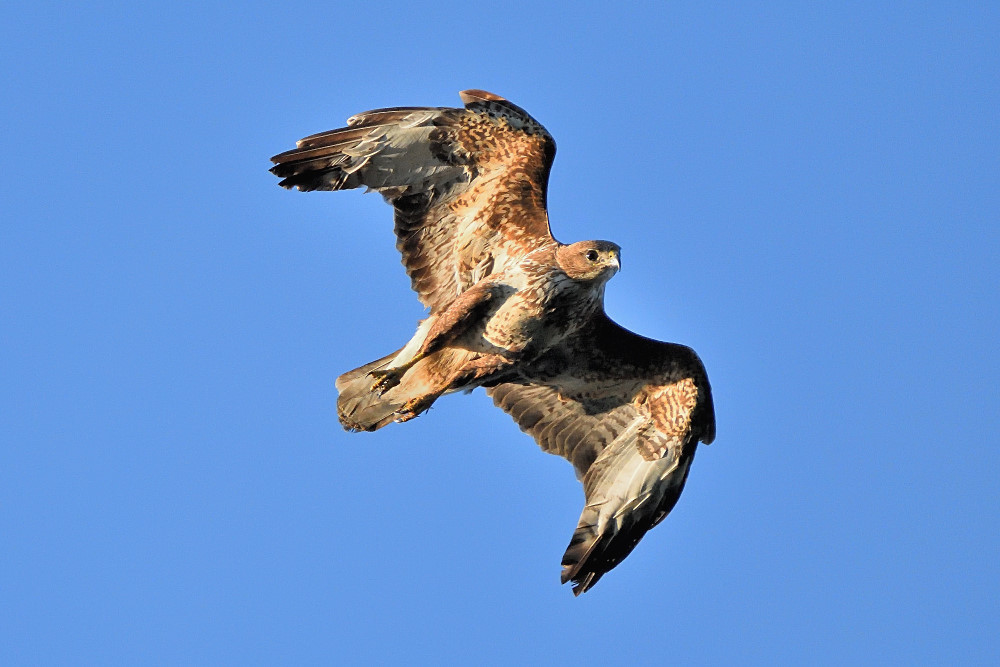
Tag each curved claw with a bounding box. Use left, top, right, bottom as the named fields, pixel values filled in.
left=369, top=368, right=404, bottom=396
left=393, top=396, right=435, bottom=423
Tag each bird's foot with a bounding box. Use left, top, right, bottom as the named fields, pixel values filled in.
left=369, top=368, right=405, bottom=395
left=393, top=396, right=434, bottom=423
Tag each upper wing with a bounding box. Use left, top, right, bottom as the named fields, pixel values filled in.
left=487, top=313, right=715, bottom=595
left=270, top=89, right=557, bottom=312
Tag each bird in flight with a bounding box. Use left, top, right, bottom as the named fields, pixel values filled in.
left=270, top=89, right=716, bottom=595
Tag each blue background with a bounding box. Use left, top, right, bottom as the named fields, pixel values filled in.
left=3, top=2, right=998, bottom=664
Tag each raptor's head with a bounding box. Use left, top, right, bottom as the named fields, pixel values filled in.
left=557, top=241, right=622, bottom=283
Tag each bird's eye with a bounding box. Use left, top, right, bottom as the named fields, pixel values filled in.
left=585, top=249, right=599, bottom=262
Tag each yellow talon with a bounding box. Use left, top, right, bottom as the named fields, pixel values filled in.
left=369, top=353, right=427, bottom=396
left=393, top=396, right=434, bottom=423
left=369, top=368, right=404, bottom=395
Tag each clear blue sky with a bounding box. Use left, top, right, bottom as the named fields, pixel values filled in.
left=3, top=2, right=998, bottom=664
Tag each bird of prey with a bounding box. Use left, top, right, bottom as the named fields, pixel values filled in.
left=270, top=89, right=716, bottom=595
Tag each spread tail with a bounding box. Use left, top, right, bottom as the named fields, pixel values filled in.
left=335, top=349, right=406, bottom=431
left=335, top=347, right=459, bottom=431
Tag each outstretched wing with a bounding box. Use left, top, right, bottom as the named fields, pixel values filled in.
left=270, top=89, right=557, bottom=312
left=487, top=313, right=715, bottom=595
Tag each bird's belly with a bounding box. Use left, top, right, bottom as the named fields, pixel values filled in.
left=480, top=290, right=582, bottom=356
left=481, top=299, right=544, bottom=352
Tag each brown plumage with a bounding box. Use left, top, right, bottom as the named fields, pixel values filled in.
left=270, top=89, right=716, bottom=595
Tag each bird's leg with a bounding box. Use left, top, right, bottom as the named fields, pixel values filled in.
left=390, top=353, right=511, bottom=424
left=370, top=282, right=497, bottom=397
left=392, top=389, right=443, bottom=424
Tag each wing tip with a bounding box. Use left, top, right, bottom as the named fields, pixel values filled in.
left=562, top=566, right=600, bottom=596
left=560, top=522, right=605, bottom=596
left=267, top=164, right=314, bottom=191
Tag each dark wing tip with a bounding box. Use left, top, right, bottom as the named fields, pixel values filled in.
left=560, top=527, right=643, bottom=597
left=564, top=568, right=600, bottom=596
left=268, top=149, right=306, bottom=189
left=459, top=89, right=507, bottom=105
left=267, top=163, right=314, bottom=191
left=559, top=523, right=607, bottom=596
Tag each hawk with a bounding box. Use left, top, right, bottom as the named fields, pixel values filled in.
left=270, top=90, right=716, bottom=595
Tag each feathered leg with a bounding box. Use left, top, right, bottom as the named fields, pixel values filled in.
left=389, top=352, right=513, bottom=423
left=337, top=277, right=506, bottom=430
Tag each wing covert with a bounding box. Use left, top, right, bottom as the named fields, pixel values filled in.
left=270, top=89, right=557, bottom=312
